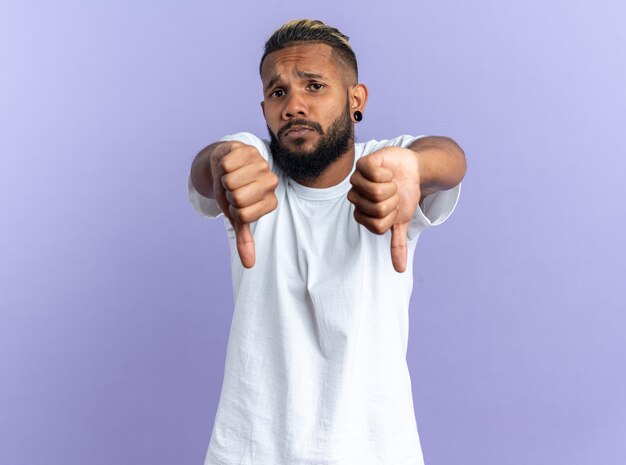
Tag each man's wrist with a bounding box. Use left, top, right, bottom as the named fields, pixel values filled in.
left=408, top=136, right=466, bottom=198
left=408, top=145, right=436, bottom=198
left=191, top=142, right=228, bottom=198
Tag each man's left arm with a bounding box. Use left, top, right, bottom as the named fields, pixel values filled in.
left=347, top=135, right=466, bottom=272
left=407, top=136, right=466, bottom=204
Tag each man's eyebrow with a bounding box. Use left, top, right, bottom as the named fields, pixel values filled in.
left=296, top=70, right=326, bottom=80
left=264, top=71, right=327, bottom=91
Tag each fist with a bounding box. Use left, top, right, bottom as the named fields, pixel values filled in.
left=210, top=141, right=279, bottom=268
left=347, top=147, right=421, bottom=273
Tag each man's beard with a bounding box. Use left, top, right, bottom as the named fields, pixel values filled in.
left=268, top=103, right=353, bottom=182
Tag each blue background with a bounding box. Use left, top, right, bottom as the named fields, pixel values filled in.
left=2, top=1, right=625, bottom=464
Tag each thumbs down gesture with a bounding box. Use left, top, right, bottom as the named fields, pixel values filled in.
left=347, top=146, right=421, bottom=273
left=210, top=141, right=279, bottom=269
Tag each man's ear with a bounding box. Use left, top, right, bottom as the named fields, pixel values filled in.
left=260, top=101, right=265, bottom=118
left=349, top=83, right=368, bottom=115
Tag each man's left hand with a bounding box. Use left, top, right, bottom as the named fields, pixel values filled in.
left=347, top=146, right=421, bottom=273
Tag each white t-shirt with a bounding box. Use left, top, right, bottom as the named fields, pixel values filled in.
left=189, top=132, right=461, bottom=465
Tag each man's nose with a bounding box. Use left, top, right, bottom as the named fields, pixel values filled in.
left=281, top=91, right=308, bottom=120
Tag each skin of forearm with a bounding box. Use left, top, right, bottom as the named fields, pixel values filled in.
left=408, top=136, right=466, bottom=198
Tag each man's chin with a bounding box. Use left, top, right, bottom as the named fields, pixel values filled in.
left=279, top=140, right=317, bottom=155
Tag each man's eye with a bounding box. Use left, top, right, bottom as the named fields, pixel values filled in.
left=309, top=83, right=324, bottom=91
left=271, top=89, right=285, bottom=97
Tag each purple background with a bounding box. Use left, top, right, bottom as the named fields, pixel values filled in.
left=2, top=1, right=625, bottom=464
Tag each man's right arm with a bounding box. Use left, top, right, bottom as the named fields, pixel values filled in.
left=189, top=140, right=279, bottom=268
left=190, top=141, right=231, bottom=199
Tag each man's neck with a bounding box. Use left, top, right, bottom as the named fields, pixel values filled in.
left=295, top=146, right=355, bottom=188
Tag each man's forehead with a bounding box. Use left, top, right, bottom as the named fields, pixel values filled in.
left=260, top=43, right=339, bottom=82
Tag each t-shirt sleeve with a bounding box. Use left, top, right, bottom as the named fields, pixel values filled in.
left=187, top=132, right=271, bottom=219
left=409, top=183, right=461, bottom=239
left=358, top=134, right=461, bottom=240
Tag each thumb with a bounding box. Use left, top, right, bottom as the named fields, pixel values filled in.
left=233, top=221, right=256, bottom=268
left=390, top=222, right=409, bottom=273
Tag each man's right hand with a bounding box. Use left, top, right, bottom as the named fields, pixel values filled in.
left=207, top=141, right=279, bottom=268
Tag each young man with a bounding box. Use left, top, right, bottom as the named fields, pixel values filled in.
left=189, top=19, right=466, bottom=465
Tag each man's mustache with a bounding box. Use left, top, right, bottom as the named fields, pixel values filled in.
left=277, top=119, right=324, bottom=138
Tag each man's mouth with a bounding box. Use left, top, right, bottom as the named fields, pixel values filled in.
left=278, top=120, right=323, bottom=139
left=285, top=126, right=314, bottom=138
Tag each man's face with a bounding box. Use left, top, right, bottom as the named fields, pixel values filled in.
left=260, top=42, right=355, bottom=181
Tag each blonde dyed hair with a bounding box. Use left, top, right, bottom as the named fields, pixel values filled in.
left=259, top=19, right=358, bottom=82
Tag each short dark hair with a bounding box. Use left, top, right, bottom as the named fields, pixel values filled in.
left=259, top=19, right=358, bottom=82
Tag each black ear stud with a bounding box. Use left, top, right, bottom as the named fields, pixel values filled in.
left=354, top=110, right=363, bottom=122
